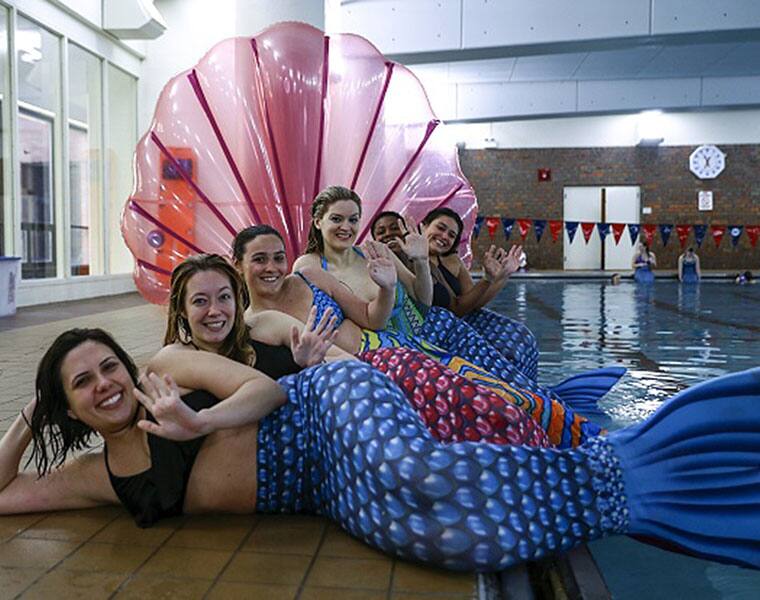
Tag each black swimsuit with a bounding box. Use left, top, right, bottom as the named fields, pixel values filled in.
left=105, top=344, right=301, bottom=527
left=432, top=261, right=463, bottom=309
left=104, top=390, right=217, bottom=528
left=250, top=339, right=301, bottom=379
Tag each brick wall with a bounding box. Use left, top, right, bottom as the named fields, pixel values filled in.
left=460, top=145, right=760, bottom=271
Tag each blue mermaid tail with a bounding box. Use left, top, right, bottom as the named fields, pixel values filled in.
left=258, top=361, right=760, bottom=571
left=609, top=367, right=760, bottom=568
left=463, top=308, right=540, bottom=380
left=549, top=366, right=627, bottom=420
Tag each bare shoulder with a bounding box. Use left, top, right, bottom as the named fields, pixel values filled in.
left=292, top=253, right=321, bottom=272
left=148, top=343, right=193, bottom=371
left=441, top=254, right=464, bottom=275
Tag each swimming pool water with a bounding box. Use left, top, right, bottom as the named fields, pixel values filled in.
left=490, top=280, right=760, bottom=600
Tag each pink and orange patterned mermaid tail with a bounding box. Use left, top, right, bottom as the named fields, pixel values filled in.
left=360, top=347, right=550, bottom=448
left=360, top=330, right=600, bottom=448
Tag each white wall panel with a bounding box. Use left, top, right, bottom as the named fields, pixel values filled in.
left=702, top=75, right=760, bottom=106
left=58, top=0, right=102, bottom=27
left=458, top=80, right=577, bottom=119
left=652, top=0, right=760, bottom=34
left=578, top=78, right=701, bottom=112
left=468, top=109, right=760, bottom=149
left=336, top=0, right=461, bottom=54
left=463, top=0, right=650, bottom=49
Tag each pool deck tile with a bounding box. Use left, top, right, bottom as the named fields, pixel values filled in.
left=0, top=293, right=481, bottom=598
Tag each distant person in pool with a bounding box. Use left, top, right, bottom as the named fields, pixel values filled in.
left=632, top=242, right=656, bottom=283
left=735, top=271, right=754, bottom=284
left=678, top=247, right=701, bottom=283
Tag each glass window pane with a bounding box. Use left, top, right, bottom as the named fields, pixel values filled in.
left=17, top=16, right=60, bottom=112
left=68, top=43, right=102, bottom=276
left=19, top=112, right=55, bottom=279
left=0, top=9, right=8, bottom=255
left=107, top=64, right=137, bottom=274
left=17, top=16, right=59, bottom=279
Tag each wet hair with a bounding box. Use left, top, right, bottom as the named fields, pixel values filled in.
left=370, top=211, right=404, bottom=239
left=422, top=207, right=464, bottom=256
left=165, top=254, right=253, bottom=366
left=305, top=185, right=362, bottom=255
left=232, top=225, right=285, bottom=263
left=29, top=328, right=139, bottom=476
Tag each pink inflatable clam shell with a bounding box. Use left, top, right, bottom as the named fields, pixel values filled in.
left=122, top=21, right=478, bottom=304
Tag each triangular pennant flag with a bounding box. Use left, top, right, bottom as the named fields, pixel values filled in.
left=611, top=223, right=625, bottom=245
left=517, top=219, right=532, bottom=241
left=642, top=224, right=657, bottom=246
left=729, top=225, right=743, bottom=247
left=581, top=222, right=595, bottom=243
left=473, top=216, right=485, bottom=239
left=533, top=219, right=547, bottom=243
left=501, top=218, right=514, bottom=240
left=549, top=220, right=563, bottom=243
left=746, top=225, right=760, bottom=248
left=627, top=223, right=640, bottom=245
left=675, top=224, right=691, bottom=249
left=693, top=224, right=707, bottom=247
left=659, top=224, right=673, bottom=247
left=565, top=221, right=579, bottom=244
left=711, top=225, right=726, bottom=248
left=485, top=216, right=500, bottom=240
left=597, top=222, right=610, bottom=242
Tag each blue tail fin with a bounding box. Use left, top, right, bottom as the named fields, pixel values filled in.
left=609, top=367, right=760, bottom=569
left=549, top=366, right=626, bottom=419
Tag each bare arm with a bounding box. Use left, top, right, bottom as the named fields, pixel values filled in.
left=249, top=309, right=355, bottom=364
left=0, top=404, right=116, bottom=514
left=299, top=260, right=395, bottom=330
left=678, top=255, right=684, bottom=281
left=146, top=347, right=286, bottom=438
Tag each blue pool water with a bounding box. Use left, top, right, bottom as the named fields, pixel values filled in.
left=490, top=280, right=760, bottom=600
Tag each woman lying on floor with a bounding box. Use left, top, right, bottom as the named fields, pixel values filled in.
left=1, top=280, right=759, bottom=571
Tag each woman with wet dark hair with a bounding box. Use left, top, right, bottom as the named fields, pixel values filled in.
left=2, top=327, right=760, bottom=573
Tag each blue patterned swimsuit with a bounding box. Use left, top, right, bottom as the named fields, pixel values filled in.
left=314, top=254, right=607, bottom=448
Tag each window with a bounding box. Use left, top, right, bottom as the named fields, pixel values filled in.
left=16, top=16, right=60, bottom=279
left=0, top=9, right=9, bottom=256
left=68, top=43, right=103, bottom=276
left=107, top=64, right=137, bottom=274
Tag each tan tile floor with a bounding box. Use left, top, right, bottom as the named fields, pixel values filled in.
left=0, top=294, right=480, bottom=599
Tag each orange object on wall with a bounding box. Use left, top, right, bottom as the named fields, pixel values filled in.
left=156, top=148, right=197, bottom=274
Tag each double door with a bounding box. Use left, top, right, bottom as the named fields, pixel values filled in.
left=563, top=186, right=639, bottom=271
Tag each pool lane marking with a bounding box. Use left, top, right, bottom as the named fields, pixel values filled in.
left=651, top=299, right=760, bottom=334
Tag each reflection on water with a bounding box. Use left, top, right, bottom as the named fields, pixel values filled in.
left=489, top=280, right=760, bottom=599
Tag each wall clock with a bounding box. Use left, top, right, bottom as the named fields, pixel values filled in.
left=689, top=145, right=725, bottom=179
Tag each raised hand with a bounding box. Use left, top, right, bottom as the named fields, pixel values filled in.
left=483, top=245, right=522, bottom=282
left=397, top=215, right=429, bottom=261
left=362, top=240, right=397, bottom=290
left=291, top=306, right=340, bottom=367
left=135, top=373, right=209, bottom=441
